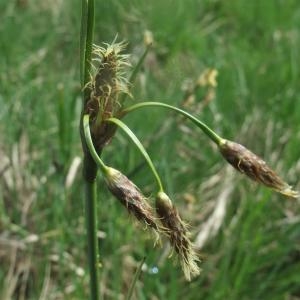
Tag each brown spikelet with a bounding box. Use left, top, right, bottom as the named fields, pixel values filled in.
left=219, top=139, right=298, bottom=198
left=156, top=192, right=201, bottom=281
left=104, top=167, right=161, bottom=233
left=86, top=42, right=130, bottom=152
left=92, top=43, right=129, bottom=116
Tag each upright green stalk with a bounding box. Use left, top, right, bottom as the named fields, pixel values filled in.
left=80, top=0, right=100, bottom=299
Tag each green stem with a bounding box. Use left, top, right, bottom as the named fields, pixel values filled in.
left=126, top=257, right=146, bottom=300
left=80, top=1, right=100, bottom=299
left=122, top=101, right=224, bottom=145
left=106, top=117, right=164, bottom=192
left=83, top=0, right=95, bottom=103
left=79, top=0, right=87, bottom=88
left=84, top=180, right=99, bottom=300
left=83, top=115, right=109, bottom=175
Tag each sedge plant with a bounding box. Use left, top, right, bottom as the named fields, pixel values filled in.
left=80, top=1, right=298, bottom=298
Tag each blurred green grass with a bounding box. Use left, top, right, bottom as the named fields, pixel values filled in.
left=0, top=0, right=299, bottom=299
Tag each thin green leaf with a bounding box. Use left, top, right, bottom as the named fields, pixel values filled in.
left=126, top=257, right=146, bottom=300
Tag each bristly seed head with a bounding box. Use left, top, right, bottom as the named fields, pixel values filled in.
left=104, top=167, right=162, bottom=235
left=92, top=42, right=130, bottom=108
left=104, top=168, right=201, bottom=279
left=156, top=192, right=201, bottom=281
left=86, top=41, right=130, bottom=152
left=219, top=139, right=299, bottom=198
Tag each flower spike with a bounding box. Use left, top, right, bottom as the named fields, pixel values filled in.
left=218, top=139, right=298, bottom=198
left=156, top=192, right=201, bottom=281
left=105, top=167, right=162, bottom=233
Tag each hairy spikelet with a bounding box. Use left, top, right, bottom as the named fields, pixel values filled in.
left=104, top=167, right=161, bottom=234
left=86, top=42, right=130, bottom=151
left=104, top=168, right=201, bottom=279
left=219, top=139, right=298, bottom=198
left=92, top=42, right=130, bottom=115
left=156, top=192, right=201, bottom=281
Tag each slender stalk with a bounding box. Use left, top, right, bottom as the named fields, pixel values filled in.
left=83, top=114, right=109, bottom=175
left=83, top=1, right=95, bottom=101
left=106, top=117, right=164, bottom=192
left=84, top=180, right=99, bottom=300
left=126, top=257, right=146, bottom=300
left=80, top=1, right=100, bottom=299
left=122, top=101, right=223, bottom=145
left=79, top=0, right=87, bottom=88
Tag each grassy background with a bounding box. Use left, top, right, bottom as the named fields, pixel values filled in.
left=1, top=0, right=300, bottom=299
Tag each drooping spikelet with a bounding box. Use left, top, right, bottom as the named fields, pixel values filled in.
left=219, top=139, right=298, bottom=198
left=86, top=42, right=130, bottom=152
left=156, top=192, right=201, bottom=281
left=104, top=167, right=161, bottom=233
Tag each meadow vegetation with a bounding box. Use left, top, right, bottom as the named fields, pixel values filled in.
left=0, top=1, right=299, bottom=299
